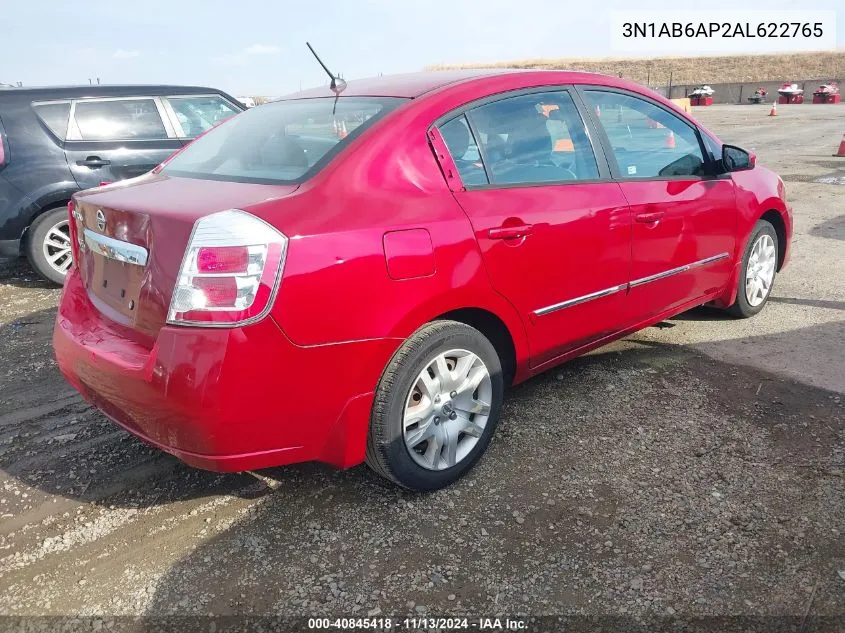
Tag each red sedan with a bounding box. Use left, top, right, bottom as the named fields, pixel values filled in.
left=54, top=70, right=791, bottom=491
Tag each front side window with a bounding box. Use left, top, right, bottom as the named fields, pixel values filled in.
left=73, top=98, right=168, bottom=141
left=32, top=102, right=71, bottom=140
left=460, top=90, right=600, bottom=186
left=166, top=95, right=241, bottom=138
left=162, top=97, right=406, bottom=185
left=582, top=90, right=705, bottom=178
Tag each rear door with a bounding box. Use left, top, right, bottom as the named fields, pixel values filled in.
left=64, top=96, right=182, bottom=188
left=434, top=87, right=632, bottom=368
left=579, top=88, right=737, bottom=323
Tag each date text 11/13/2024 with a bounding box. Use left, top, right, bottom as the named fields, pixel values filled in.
left=307, top=617, right=527, bottom=630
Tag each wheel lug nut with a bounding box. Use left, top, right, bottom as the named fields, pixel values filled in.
left=434, top=416, right=440, bottom=425
left=449, top=412, right=457, bottom=420
left=450, top=391, right=457, bottom=398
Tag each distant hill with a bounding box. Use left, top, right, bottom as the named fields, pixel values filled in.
left=428, top=51, right=845, bottom=86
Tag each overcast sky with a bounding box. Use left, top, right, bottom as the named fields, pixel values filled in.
left=2, top=0, right=842, bottom=96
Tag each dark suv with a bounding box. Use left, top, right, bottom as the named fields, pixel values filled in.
left=0, top=85, right=243, bottom=283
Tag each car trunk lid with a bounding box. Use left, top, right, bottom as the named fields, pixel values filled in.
left=72, top=172, right=299, bottom=345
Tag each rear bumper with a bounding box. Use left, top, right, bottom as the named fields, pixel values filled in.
left=53, top=269, right=400, bottom=472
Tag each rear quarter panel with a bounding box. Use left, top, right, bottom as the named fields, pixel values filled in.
left=254, top=100, right=530, bottom=375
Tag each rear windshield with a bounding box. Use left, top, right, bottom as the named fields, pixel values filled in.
left=162, top=96, right=406, bottom=184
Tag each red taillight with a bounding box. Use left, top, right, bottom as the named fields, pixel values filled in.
left=167, top=210, right=288, bottom=327
left=196, top=246, right=249, bottom=274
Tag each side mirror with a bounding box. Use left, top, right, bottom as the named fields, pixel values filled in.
left=722, top=144, right=756, bottom=172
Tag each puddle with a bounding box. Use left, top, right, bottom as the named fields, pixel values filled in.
left=780, top=173, right=845, bottom=184
left=814, top=176, right=845, bottom=185
left=780, top=174, right=821, bottom=182
left=809, top=160, right=845, bottom=170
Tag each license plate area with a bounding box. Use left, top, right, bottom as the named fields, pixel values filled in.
left=85, top=255, right=145, bottom=323
left=80, top=226, right=148, bottom=324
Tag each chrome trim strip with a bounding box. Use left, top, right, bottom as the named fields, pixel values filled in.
left=83, top=229, right=148, bottom=266
left=534, top=284, right=627, bottom=316
left=628, top=252, right=730, bottom=288
left=533, top=252, right=730, bottom=316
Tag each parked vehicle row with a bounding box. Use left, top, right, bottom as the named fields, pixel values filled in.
left=51, top=70, right=791, bottom=490
left=0, top=85, right=242, bottom=282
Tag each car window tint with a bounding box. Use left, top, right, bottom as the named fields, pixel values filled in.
left=583, top=90, right=705, bottom=178
left=465, top=90, right=599, bottom=185
left=440, top=115, right=487, bottom=186
left=32, top=102, right=71, bottom=140
left=166, top=96, right=241, bottom=138
left=73, top=99, right=168, bottom=141
left=162, top=97, right=406, bottom=185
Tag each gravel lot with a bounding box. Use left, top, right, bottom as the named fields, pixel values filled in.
left=0, top=104, right=843, bottom=631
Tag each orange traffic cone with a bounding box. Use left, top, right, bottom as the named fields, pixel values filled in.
left=340, top=121, right=348, bottom=139
left=768, top=102, right=778, bottom=117
left=664, top=130, right=676, bottom=149
left=834, top=133, right=845, bottom=157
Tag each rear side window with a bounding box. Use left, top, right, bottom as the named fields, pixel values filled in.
left=439, top=116, right=486, bottom=186
left=165, top=95, right=241, bottom=138
left=162, top=96, right=406, bottom=185
left=447, top=90, right=600, bottom=186
left=582, top=90, right=705, bottom=178
left=73, top=98, right=168, bottom=141
left=32, top=102, right=71, bottom=140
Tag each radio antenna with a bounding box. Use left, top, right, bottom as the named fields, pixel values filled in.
left=306, top=42, right=347, bottom=96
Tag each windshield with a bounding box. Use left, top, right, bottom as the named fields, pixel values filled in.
left=162, top=96, right=407, bottom=184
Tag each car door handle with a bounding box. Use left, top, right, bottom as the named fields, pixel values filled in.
left=635, top=212, right=664, bottom=224
left=488, top=224, right=533, bottom=240
left=77, top=156, right=111, bottom=168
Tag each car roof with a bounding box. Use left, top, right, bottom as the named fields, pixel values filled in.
left=0, top=85, right=233, bottom=100
left=280, top=70, right=523, bottom=99
left=277, top=69, right=644, bottom=100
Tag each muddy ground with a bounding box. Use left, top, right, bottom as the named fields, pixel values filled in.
left=0, top=105, right=843, bottom=631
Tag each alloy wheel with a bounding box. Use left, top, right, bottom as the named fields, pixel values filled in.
left=41, top=219, right=73, bottom=276
left=745, top=234, right=776, bottom=307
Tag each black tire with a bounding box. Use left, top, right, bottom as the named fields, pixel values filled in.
left=365, top=320, right=504, bottom=491
left=26, top=206, right=72, bottom=285
left=727, top=220, right=778, bottom=318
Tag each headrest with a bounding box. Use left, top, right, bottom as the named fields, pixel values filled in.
left=505, top=113, right=551, bottom=162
